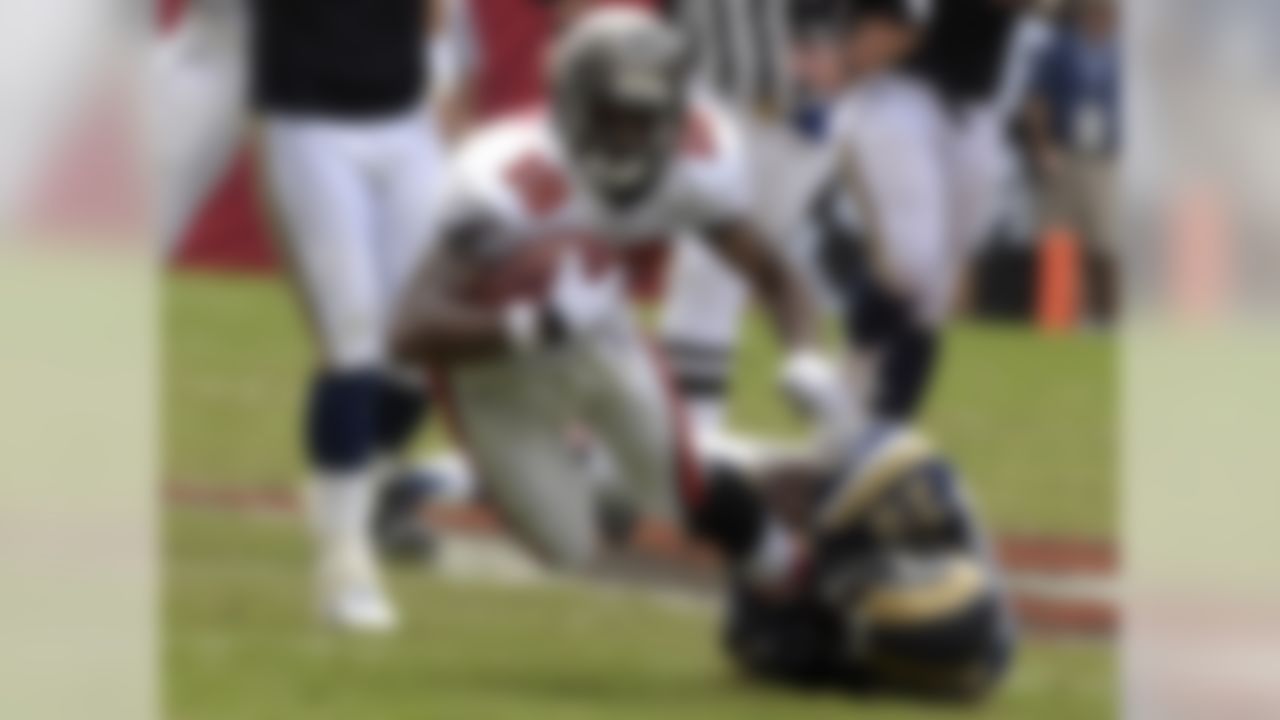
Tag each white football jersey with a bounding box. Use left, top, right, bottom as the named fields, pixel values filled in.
left=435, top=100, right=751, bottom=257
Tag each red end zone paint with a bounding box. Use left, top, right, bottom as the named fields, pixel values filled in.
left=998, top=534, right=1116, bottom=575
left=168, top=0, right=663, bottom=275
left=174, top=151, right=279, bottom=273
left=1013, top=596, right=1117, bottom=638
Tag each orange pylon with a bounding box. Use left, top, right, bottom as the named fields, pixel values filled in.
left=1037, top=224, right=1083, bottom=333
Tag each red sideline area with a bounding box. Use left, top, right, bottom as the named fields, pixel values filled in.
left=164, top=0, right=654, bottom=274
left=168, top=484, right=1118, bottom=637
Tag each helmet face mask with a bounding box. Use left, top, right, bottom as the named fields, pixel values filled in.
left=561, top=79, right=683, bottom=205
left=550, top=9, right=689, bottom=207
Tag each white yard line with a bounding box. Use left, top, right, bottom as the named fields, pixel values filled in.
left=1006, top=572, right=1118, bottom=606
left=172, top=491, right=1118, bottom=632
left=433, top=533, right=1119, bottom=621
left=433, top=533, right=717, bottom=616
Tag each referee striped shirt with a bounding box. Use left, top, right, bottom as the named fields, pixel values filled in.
left=662, top=0, right=817, bottom=114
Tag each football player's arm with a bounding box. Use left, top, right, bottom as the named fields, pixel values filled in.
left=704, top=219, right=857, bottom=433
left=703, top=219, right=821, bottom=350
left=391, top=221, right=520, bottom=365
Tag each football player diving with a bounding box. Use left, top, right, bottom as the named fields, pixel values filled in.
left=391, top=9, right=845, bottom=597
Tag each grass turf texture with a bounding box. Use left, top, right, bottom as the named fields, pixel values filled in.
left=170, top=507, right=1115, bottom=720
left=166, top=271, right=1116, bottom=717
left=166, top=271, right=1115, bottom=537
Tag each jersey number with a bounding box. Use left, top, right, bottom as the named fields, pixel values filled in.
left=507, top=153, right=568, bottom=217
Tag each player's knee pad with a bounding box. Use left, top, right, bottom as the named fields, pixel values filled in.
left=688, top=463, right=767, bottom=561
left=843, top=281, right=940, bottom=421
left=874, top=327, right=940, bottom=420
left=846, top=279, right=912, bottom=349
left=375, top=371, right=430, bottom=455
left=307, top=369, right=382, bottom=472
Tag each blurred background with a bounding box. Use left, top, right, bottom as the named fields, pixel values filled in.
left=161, top=1, right=1117, bottom=718
left=167, top=0, right=1121, bottom=333
left=4, top=0, right=1278, bottom=718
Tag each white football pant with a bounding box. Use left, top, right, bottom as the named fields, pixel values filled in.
left=262, top=110, right=446, bottom=369
left=441, top=314, right=696, bottom=570
left=834, top=75, right=1006, bottom=327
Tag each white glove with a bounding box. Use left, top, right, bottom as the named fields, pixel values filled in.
left=779, top=349, right=858, bottom=441
left=505, top=250, right=623, bottom=352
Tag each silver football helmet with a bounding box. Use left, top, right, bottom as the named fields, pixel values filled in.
left=549, top=8, right=690, bottom=207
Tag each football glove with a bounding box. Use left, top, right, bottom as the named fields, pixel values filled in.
left=779, top=349, right=857, bottom=443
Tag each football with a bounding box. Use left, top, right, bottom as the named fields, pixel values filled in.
left=461, top=233, right=620, bottom=308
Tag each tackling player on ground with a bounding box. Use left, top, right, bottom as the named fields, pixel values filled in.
left=717, top=428, right=1016, bottom=700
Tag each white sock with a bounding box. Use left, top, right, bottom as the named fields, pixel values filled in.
left=310, top=469, right=379, bottom=572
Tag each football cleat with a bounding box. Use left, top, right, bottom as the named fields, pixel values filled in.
left=373, top=469, right=442, bottom=564
left=318, top=538, right=399, bottom=633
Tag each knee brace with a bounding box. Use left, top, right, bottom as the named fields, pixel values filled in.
left=875, top=327, right=940, bottom=420
left=847, top=280, right=911, bottom=349
left=307, top=370, right=381, bottom=473
left=844, top=282, right=941, bottom=421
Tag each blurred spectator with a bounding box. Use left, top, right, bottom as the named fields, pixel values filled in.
left=1028, top=0, right=1122, bottom=323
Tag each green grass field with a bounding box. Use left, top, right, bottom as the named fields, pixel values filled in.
left=166, top=271, right=1117, bottom=718
left=170, top=508, right=1114, bottom=720
left=166, top=271, right=1115, bottom=537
